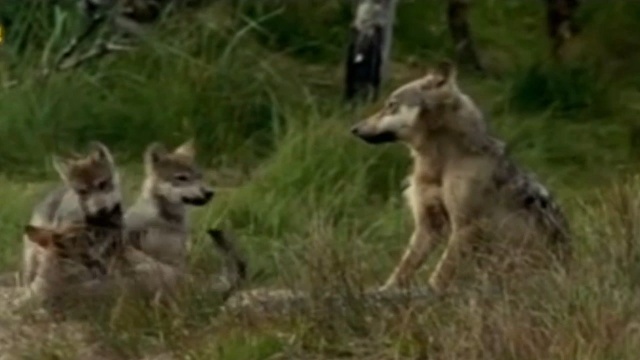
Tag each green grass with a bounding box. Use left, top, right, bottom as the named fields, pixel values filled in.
left=1, top=0, right=640, bottom=358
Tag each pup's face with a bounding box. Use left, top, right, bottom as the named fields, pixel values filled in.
left=53, top=142, right=122, bottom=222
left=144, top=139, right=214, bottom=206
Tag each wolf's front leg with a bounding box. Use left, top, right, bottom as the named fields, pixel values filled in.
left=381, top=196, right=449, bottom=290
left=381, top=229, right=435, bottom=290
left=428, top=224, right=478, bottom=293
left=21, top=240, right=39, bottom=285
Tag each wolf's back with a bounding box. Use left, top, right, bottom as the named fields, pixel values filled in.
left=493, top=154, right=572, bottom=262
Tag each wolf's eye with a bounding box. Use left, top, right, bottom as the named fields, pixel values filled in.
left=175, top=174, right=190, bottom=182
left=76, top=188, right=89, bottom=197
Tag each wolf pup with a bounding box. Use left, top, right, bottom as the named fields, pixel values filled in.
left=21, top=224, right=109, bottom=312
left=22, top=142, right=122, bottom=285
left=124, top=139, right=213, bottom=269
left=350, top=61, right=571, bottom=293
left=18, top=223, right=247, bottom=315
left=20, top=222, right=159, bottom=313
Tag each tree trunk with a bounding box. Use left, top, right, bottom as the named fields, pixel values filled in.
left=545, top=0, right=580, bottom=59
left=344, top=0, right=386, bottom=102
left=447, top=0, right=483, bottom=72
left=379, top=0, right=397, bottom=80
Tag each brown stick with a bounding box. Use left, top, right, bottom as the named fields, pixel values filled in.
left=447, top=0, right=483, bottom=72
left=222, top=285, right=438, bottom=318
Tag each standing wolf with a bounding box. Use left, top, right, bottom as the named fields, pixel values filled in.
left=350, top=62, right=571, bottom=293
left=124, top=139, right=213, bottom=270
left=22, top=142, right=122, bottom=285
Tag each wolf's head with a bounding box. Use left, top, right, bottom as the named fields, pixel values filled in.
left=351, top=61, right=483, bottom=146
left=143, top=139, right=214, bottom=206
left=24, top=224, right=107, bottom=278
left=53, top=142, right=122, bottom=224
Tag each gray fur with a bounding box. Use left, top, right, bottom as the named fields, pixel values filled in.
left=124, top=194, right=189, bottom=267
left=22, top=187, right=86, bottom=285
left=22, top=143, right=123, bottom=286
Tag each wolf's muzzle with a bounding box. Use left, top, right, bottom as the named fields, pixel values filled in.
left=351, top=125, right=398, bottom=144
left=183, top=189, right=214, bottom=206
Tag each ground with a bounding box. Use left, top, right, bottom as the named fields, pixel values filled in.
left=1, top=0, right=640, bottom=359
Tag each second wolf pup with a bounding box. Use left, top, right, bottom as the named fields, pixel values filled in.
left=124, top=139, right=214, bottom=268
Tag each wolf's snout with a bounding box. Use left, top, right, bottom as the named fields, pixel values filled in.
left=96, top=207, right=109, bottom=218
left=182, top=188, right=214, bottom=206
left=96, top=203, right=121, bottom=217
left=350, top=122, right=397, bottom=144
left=88, top=203, right=123, bottom=227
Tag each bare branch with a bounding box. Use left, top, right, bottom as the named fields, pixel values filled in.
left=56, top=38, right=132, bottom=71
left=222, top=285, right=438, bottom=318
left=54, top=13, right=107, bottom=70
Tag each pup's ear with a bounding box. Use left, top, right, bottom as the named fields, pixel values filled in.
left=89, top=141, right=116, bottom=168
left=435, top=60, right=457, bottom=85
left=52, top=155, right=72, bottom=184
left=173, top=138, right=196, bottom=160
left=144, top=142, right=168, bottom=174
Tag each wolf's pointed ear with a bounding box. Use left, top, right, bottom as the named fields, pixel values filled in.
left=173, top=138, right=196, bottom=159
left=423, top=60, right=457, bottom=90
left=89, top=141, right=115, bottom=167
left=52, top=155, right=71, bottom=183
left=24, top=225, right=55, bottom=248
left=144, top=142, right=167, bottom=173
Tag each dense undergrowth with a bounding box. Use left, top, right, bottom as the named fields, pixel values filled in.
left=1, top=0, right=640, bottom=359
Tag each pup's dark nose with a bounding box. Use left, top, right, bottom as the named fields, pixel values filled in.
left=97, top=204, right=121, bottom=217
left=96, top=208, right=109, bottom=217
left=203, top=189, right=214, bottom=201
left=89, top=203, right=123, bottom=227
left=350, top=125, right=360, bottom=136
left=109, top=204, right=122, bottom=216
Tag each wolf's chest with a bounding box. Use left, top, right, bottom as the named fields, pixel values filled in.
left=139, top=226, right=187, bottom=266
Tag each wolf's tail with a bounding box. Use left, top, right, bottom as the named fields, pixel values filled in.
left=207, top=228, right=248, bottom=301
